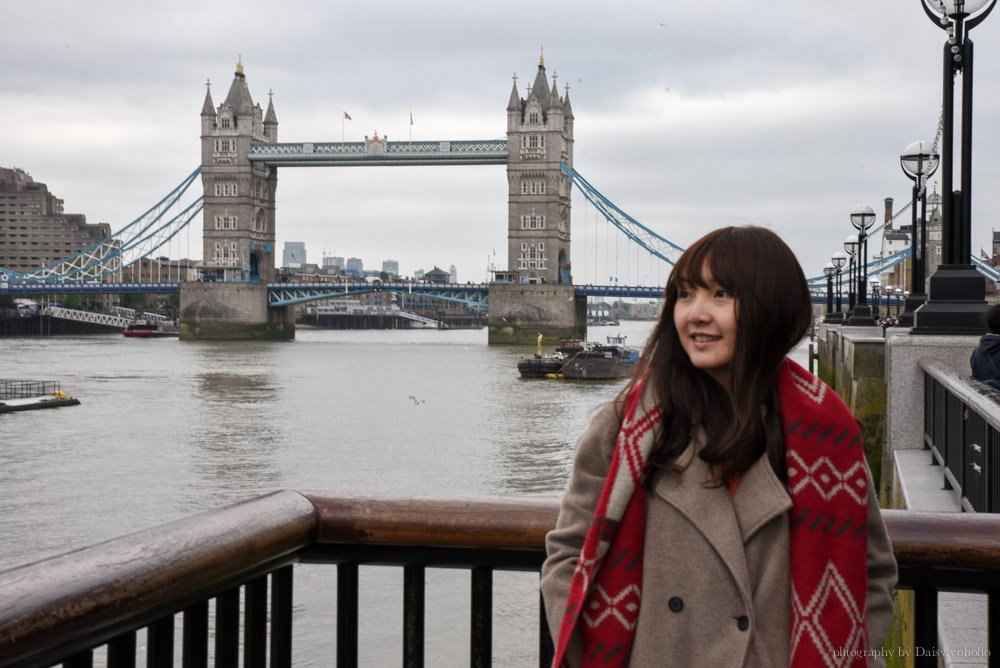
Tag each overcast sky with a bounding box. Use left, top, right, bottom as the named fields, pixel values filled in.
left=4, top=1, right=1000, bottom=285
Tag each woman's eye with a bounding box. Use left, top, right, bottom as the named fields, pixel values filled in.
left=677, top=290, right=691, bottom=299
left=715, top=289, right=731, bottom=299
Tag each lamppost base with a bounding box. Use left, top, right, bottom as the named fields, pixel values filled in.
left=912, top=265, right=988, bottom=335
left=896, top=293, right=927, bottom=327
left=845, top=304, right=876, bottom=327
left=824, top=312, right=845, bottom=324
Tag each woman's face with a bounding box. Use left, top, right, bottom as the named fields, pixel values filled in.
left=672, top=267, right=738, bottom=391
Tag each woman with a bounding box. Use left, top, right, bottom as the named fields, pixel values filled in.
left=541, top=226, right=897, bottom=667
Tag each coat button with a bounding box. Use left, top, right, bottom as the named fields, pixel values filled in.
left=668, top=597, right=684, bottom=612
left=736, top=615, right=750, bottom=631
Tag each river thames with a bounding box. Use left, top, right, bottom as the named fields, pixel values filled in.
left=0, top=320, right=810, bottom=665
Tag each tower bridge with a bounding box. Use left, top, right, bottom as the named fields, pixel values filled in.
left=185, top=53, right=577, bottom=341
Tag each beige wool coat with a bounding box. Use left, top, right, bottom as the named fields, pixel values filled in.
left=541, top=402, right=898, bottom=667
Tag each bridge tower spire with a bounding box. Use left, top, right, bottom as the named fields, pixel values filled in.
left=199, top=59, right=278, bottom=283
left=505, top=52, right=574, bottom=285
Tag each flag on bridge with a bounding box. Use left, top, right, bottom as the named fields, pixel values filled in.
left=344, top=111, right=352, bottom=121
left=410, top=110, right=413, bottom=126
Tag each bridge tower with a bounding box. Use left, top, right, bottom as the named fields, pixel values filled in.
left=505, top=50, right=574, bottom=285
left=489, top=51, right=585, bottom=344
left=180, top=60, right=292, bottom=340
left=199, top=59, right=278, bottom=283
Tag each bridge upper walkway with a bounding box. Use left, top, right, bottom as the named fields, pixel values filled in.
left=248, top=139, right=508, bottom=167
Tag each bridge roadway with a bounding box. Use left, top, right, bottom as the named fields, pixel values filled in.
left=0, top=281, right=843, bottom=306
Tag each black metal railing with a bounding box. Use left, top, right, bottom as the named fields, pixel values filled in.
left=0, top=379, right=63, bottom=400
left=922, top=359, right=1000, bottom=512
left=0, top=493, right=998, bottom=667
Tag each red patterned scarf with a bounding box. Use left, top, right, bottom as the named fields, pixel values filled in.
left=552, top=359, right=870, bottom=666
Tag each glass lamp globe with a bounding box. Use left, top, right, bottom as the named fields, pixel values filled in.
left=823, top=263, right=836, bottom=278
left=844, top=235, right=860, bottom=256
left=935, top=0, right=991, bottom=18
left=850, top=205, right=876, bottom=231
left=900, top=140, right=940, bottom=179
left=832, top=252, right=847, bottom=269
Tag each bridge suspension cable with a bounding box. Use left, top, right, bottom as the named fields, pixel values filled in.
left=6, top=168, right=203, bottom=282
left=561, top=162, right=684, bottom=268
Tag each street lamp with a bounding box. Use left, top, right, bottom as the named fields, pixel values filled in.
left=831, top=251, right=848, bottom=322
left=847, top=204, right=877, bottom=326
left=823, top=263, right=837, bottom=322
left=870, top=277, right=881, bottom=317
left=915, top=0, right=996, bottom=333
left=898, top=140, right=940, bottom=326
left=843, top=235, right=859, bottom=316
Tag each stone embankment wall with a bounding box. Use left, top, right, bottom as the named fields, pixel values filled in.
left=179, top=283, right=293, bottom=340
left=487, top=284, right=586, bottom=345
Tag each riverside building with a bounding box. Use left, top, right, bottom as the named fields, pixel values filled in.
left=0, top=167, right=111, bottom=275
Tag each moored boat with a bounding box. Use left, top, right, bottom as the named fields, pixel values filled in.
left=558, top=334, right=639, bottom=380
left=123, top=320, right=179, bottom=338
left=517, top=337, right=587, bottom=378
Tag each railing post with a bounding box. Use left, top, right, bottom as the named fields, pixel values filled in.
left=270, top=565, right=294, bottom=668
left=403, top=564, right=425, bottom=668
left=470, top=566, right=493, bottom=668
left=913, top=587, right=938, bottom=668
left=107, top=631, right=137, bottom=668
left=539, top=590, right=554, bottom=668
left=146, top=615, right=175, bottom=668
left=245, top=575, right=268, bottom=668
left=182, top=600, right=208, bottom=668
left=337, top=562, right=359, bottom=668
left=63, top=651, right=93, bottom=668
left=215, top=587, right=240, bottom=668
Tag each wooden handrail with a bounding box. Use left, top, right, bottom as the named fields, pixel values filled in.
left=303, top=493, right=559, bottom=549
left=0, top=490, right=317, bottom=667
left=882, top=509, right=1000, bottom=571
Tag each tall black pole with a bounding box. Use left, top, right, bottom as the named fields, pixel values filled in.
left=898, top=182, right=923, bottom=326
left=858, top=230, right=868, bottom=307
left=914, top=3, right=990, bottom=334
left=826, top=275, right=834, bottom=317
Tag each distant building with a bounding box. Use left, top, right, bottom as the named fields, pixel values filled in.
left=414, top=268, right=425, bottom=281
left=346, top=257, right=364, bottom=273
left=448, top=264, right=457, bottom=283
left=123, top=257, right=199, bottom=283
left=322, top=256, right=341, bottom=269
left=0, top=167, right=112, bottom=275
left=382, top=259, right=399, bottom=278
left=283, top=242, right=306, bottom=268
left=424, top=266, right=450, bottom=283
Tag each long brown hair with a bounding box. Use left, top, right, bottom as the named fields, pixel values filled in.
left=628, top=226, right=812, bottom=484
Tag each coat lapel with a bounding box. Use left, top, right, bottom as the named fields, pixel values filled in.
left=650, top=450, right=752, bottom=605
left=649, top=447, right=793, bottom=607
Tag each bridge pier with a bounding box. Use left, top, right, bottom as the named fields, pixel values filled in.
left=179, top=283, right=294, bottom=341
left=487, top=284, right=586, bottom=345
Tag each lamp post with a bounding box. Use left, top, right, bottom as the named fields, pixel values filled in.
left=870, top=278, right=881, bottom=317
left=847, top=205, right=877, bottom=326
left=898, top=140, right=940, bottom=326
left=831, top=251, right=848, bottom=322
left=896, top=288, right=905, bottom=318
left=915, top=0, right=996, bottom=333
left=843, top=235, right=859, bottom=319
left=823, top=263, right=836, bottom=322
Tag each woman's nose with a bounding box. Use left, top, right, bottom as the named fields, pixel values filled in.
left=686, top=297, right=710, bottom=322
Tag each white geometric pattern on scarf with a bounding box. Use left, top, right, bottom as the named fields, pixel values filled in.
left=789, top=363, right=828, bottom=404
left=605, top=397, right=659, bottom=520
left=581, top=584, right=642, bottom=631
left=787, top=452, right=868, bottom=505
left=790, top=561, right=866, bottom=667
